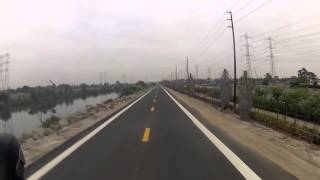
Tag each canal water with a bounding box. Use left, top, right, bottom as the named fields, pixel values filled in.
left=0, top=93, right=119, bottom=138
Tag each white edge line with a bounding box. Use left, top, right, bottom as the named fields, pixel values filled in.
left=162, top=87, right=261, bottom=180
left=27, top=88, right=154, bottom=180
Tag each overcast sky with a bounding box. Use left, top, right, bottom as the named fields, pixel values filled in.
left=1, top=0, right=320, bottom=87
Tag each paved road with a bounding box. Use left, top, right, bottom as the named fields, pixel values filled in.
left=26, top=85, right=296, bottom=180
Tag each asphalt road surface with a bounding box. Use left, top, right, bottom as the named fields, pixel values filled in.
left=26, top=85, right=296, bottom=180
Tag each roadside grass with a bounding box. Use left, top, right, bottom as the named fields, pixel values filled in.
left=250, top=111, right=320, bottom=144
left=171, top=87, right=320, bottom=145
left=41, top=115, right=60, bottom=128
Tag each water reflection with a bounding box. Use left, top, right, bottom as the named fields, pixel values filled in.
left=0, top=93, right=118, bottom=138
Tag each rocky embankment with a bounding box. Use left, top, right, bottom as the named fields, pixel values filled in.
left=21, top=90, right=146, bottom=166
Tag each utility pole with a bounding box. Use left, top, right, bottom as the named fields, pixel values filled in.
left=186, top=56, right=189, bottom=80
left=175, top=65, right=178, bottom=80
left=122, top=73, right=127, bottom=83
left=101, top=72, right=107, bottom=85
left=242, top=33, right=252, bottom=77
left=208, top=67, right=211, bottom=80
left=267, top=37, right=276, bottom=77
left=195, top=64, right=199, bottom=80
left=227, top=11, right=237, bottom=108
left=105, top=72, right=107, bottom=84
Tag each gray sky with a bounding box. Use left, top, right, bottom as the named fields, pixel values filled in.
left=1, top=0, right=320, bottom=87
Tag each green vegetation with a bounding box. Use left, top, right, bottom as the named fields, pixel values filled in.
left=254, top=87, right=320, bottom=123
left=0, top=81, right=150, bottom=122
left=251, top=111, right=320, bottom=144
left=41, top=115, right=60, bottom=128
left=263, top=73, right=272, bottom=85
left=162, top=67, right=320, bottom=144
left=120, top=81, right=147, bottom=97
left=194, top=86, right=220, bottom=99
left=290, top=67, right=319, bottom=88
left=103, top=99, right=113, bottom=104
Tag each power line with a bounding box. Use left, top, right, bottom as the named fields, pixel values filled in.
left=192, top=27, right=228, bottom=58
left=235, top=0, right=273, bottom=23
left=234, top=0, right=256, bottom=15
left=254, top=23, right=320, bottom=41
left=190, top=0, right=244, bottom=58
left=190, top=13, right=227, bottom=57
left=276, top=31, right=320, bottom=43
left=252, top=13, right=320, bottom=37
left=228, top=0, right=242, bottom=11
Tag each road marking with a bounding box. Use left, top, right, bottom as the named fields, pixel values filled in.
left=150, top=106, right=155, bottom=112
left=162, top=87, right=262, bottom=180
left=153, top=99, right=157, bottom=103
left=142, top=128, right=151, bottom=142
left=27, top=88, right=154, bottom=180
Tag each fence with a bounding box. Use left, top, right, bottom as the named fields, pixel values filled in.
left=168, top=85, right=320, bottom=145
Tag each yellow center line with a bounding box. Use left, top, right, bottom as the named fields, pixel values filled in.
left=142, top=128, right=151, bottom=142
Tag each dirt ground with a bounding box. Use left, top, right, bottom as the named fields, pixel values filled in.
left=169, top=89, right=320, bottom=180
left=22, top=90, right=147, bottom=166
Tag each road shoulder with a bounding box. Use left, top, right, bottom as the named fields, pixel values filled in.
left=167, top=88, right=320, bottom=180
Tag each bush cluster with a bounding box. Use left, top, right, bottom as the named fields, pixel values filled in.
left=42, top=115, right=60, bottom=128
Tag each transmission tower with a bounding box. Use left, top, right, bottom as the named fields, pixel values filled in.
left=266, top=37, right=276, bottom=77
left=105, top=72, right=107, bottom=84
left=186, top=56, right=189, bottom=80
left=208, top=67, right=211, bottom=80
left=0, top=53, right=10, bottom=91
left=123, top=73, right=127, bottom=83
left=195, top=64, right=199, bottom=80
left=175, top=66, right=178, bottom=80
left=241, top=33, right=253, bottom=77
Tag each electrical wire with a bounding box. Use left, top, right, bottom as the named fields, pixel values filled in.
left=235, top=0, right=273, bottom=23
left=234, top=0, right=256, bottom=15
left=252, top=13, right=320, bottom=37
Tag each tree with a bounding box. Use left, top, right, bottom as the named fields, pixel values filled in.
left=263, top=73, right=272, bottom=85
left=270, top=87, right=283, bottom=118
left=136, top=81, right=146, bottom=87
left=298, top=67, right=318, bottom=84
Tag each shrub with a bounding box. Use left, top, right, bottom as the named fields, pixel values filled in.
left=42, top=115, right=60, bottom=128
left=251, top=111, right=320, bottom=144
left=104, top=99, right=113, bottom=104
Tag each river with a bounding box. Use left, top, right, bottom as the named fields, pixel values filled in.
left=0, top=93, right=119, bottom=138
